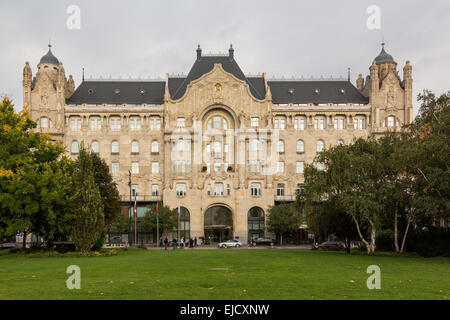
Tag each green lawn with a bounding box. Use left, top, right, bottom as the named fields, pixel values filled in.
left=0, top=248, right=448, bottom=300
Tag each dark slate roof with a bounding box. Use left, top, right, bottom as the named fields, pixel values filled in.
left=40, top=46, right=59, bottom=65
left=374, top=46, right=395, bottom=63
left=170, top=56, right=265, bottom=100
left=67, top=80, right=165, bottom=105
left=268, top=80, right=369, bottom=104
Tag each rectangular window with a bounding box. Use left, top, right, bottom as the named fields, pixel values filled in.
left=207, top=184, right=211, bottom=196
left=314, top=118, right=325, bottom=130
left=226, top=184, right=231, bottom=196
left=277, top=161, right=285, bottom=174
left=111, top=162, right=119, bottom=175
left=214, top=163, right=221, bottom=172
left=131, top=162, right=139, bottom=174
left=152, top=162, right=159, bottom=174
left=110, top=117, right=121, bottom=131
left=150, top=117, right=161, bottom=130
left=90, top=117, right=101, bottom=131
left=354, top=117, right=366, bottom=130
left=296, top=161, right=304, bottom=174
left=277, top=184, right=285, bottom=196
left=130, top=117, right=141, bottom=131
left=214, top=183, right=224, bottom=196
left=176, top=184, right=187, bottom=197
left=151, top=184, right=159, bottom=196
left=295, top=117, right=306, bottom=130
left=70, top=117, right=81, bottom=131
left=251, top=117, right=259, bottom=127
left=251, top=183, right=261, bottom=196
left=131, top=184, right=139, bottom=197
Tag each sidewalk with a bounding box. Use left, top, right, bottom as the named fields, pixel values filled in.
left=142, top=244, right=313, bottom=250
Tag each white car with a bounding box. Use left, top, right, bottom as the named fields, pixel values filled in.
left=218, top=239, right=242, bottom=248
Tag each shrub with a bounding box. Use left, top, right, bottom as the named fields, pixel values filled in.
left=413, top=227, right=450, bottom=257
left=376, top=229, right=395, bottom=252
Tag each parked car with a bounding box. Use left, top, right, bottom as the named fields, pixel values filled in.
left=254, top=237, right=276, bottom=246
left=218, top=239, right=242, bottom=248
left=0, top=243, right=21, bottom=249
left=312, top=241, right=345, bottom=251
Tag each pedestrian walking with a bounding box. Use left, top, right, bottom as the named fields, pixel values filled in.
left=164, top=237, right=168, bottom=250
left=194, top=237, right=197, bottom=247
left=189, top=238, right=193, bottom=248
left=159, top=237, right=163, bottom=248
left=172, top=238, right=177, bottom=250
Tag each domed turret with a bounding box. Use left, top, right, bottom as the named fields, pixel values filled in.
left=374, top=43, right=395, bottom=64
left=39, top=44, right=59, bottom=65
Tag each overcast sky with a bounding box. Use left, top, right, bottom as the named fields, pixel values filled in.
left=1, top=0, right=449, bottom=115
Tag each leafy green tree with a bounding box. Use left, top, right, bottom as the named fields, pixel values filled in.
left=110, top=213, right=130, bottom=233
left=91, top=152, right=121, bottom=225
left=0, top=98, right=74, bottom=248
left=142, top=204, right=177, bottom=238
left=71, top=144, right=105, bottom=252
left=266, top=203, right=300, bottom=245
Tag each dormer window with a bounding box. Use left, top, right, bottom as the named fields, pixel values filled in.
left=140, top=89, right=145, bottom=95
left=314, top=89, right=320, bottom=95
left=288, top=89, right=295, bottom=95
left=340, top=88, right=345, bottom=94
left=114, top=89, right=120, bottom=95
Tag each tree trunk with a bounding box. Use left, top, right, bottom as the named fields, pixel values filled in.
left=22, top=231, right=27, bottom=249
left=394, top=204, right=399, bottom=253
left=369, top=227, right=376, bottom=255
left=400, top=217, right=411, bottom=253
left=280, top=233, right=283, bottom=246
left=345, top=237, right=351, bottom=254
left=352, top=217, right=371, bottom=254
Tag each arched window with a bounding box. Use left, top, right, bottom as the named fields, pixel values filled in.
left=71, top=141, right=79, bottom=154
left=296, top=140, right=304, bottom=153
left=131, top=141, right=139, bottom=154
left=316, top=140, right=324, bottom=153
left=151, top=141, right=159, bottom=153
left=277, top=140, right=285, bottom=153
left=248, top=207, right=265, bottom=241
left=111, top=141, right=119, bottom=154
left=91, top=141, right=99, bottom=154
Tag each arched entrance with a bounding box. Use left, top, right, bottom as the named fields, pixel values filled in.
left=179, top=207, right=190, bottom=240
left=204, top=206, right=233, bottom=244
left=248, top=207, right=265, bottom=241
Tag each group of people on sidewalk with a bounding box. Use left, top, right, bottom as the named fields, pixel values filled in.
left=160, top=236, right=203, bottom=250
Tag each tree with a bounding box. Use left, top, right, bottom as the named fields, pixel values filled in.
left=0, top=98, right=74, bottom=248
left=71, top=144, right=105, bottom=252
left=142, top=203, right=177, bottom=238
left=90, top=152, right=121, bottom=225
left=266, top=203, right=300, bottom=245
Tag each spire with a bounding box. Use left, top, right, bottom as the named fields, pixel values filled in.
left=374, top=41, right=395, bottom=64
left=347, top=67, right=351, bottom=81
left=196, top=44, right=202, bottom=60
left=229, top=44, right=234, bottom=60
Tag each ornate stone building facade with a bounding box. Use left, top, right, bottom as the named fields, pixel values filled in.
left=23, top=44, right=413, bottom=244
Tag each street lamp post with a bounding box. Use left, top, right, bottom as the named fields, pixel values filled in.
left=128, top=170, right=132, bottom=246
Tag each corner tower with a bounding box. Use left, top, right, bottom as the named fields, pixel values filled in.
left=23, top=44, right=75, bottom=140
left=356, top=43, right=414, bottom=133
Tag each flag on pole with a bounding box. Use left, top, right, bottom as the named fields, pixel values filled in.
left=133, top=196, right=137, bottom=217
left=156, top=199, right=159, bottom=217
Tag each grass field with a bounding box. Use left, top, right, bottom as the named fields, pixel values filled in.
left=0, top=248, right=448, bottom=300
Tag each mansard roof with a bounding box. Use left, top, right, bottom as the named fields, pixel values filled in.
left=67, top=80, right=165, bottom=105
left=67, top=47, right=369, bottom=105
left=268, top=80, right=369, bottom=104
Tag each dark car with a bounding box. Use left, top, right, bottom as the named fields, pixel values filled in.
left=254, top=237, right=276, bottom=245
left=0, top=243, right=21, bottom=249
left=312, top=241, right=345, bottom=251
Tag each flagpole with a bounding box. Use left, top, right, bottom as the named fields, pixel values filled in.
left=134, top=194, right=137, bottom=247
left=156, top=199, right=159, bottom=248
left=178, top=199, right=181, bottom=241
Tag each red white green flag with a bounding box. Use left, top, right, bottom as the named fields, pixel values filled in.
left=133, top=196, right=137, bottom=217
